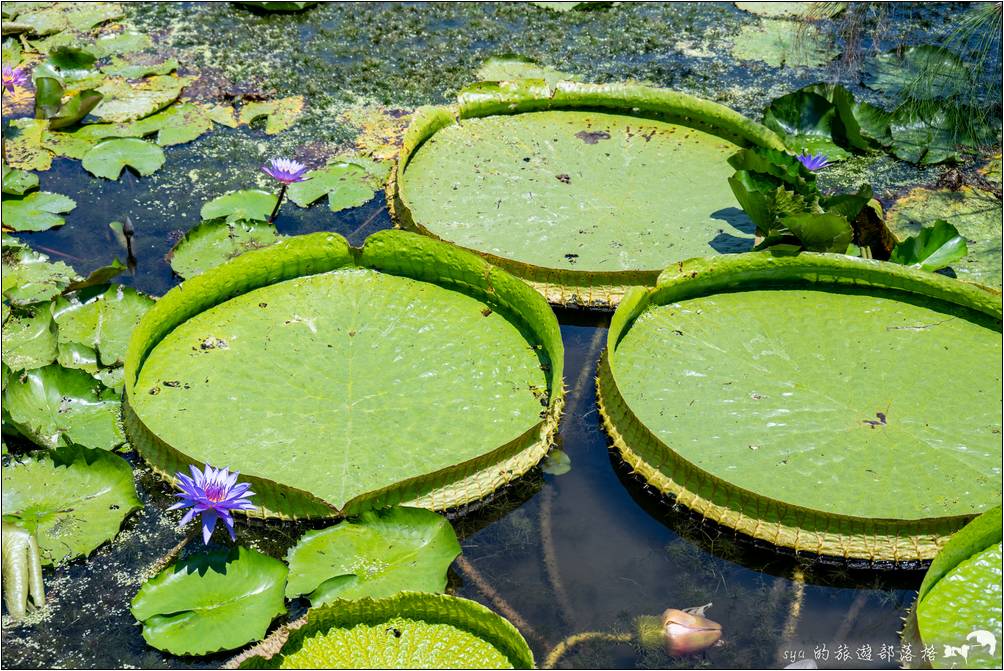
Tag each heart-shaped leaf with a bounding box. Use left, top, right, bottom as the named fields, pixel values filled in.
left=199, top=189, right=278, bottom=223
left=1, top=236, right=78, bottom=305
left=1, top=445, right=141, bottom=566
left=2, top=164, right=39, bottom=195
left=286, top=159, right=387, bottom=212
left=780, top=212, right=853, bottom=253
left=285, top=507, right=461, bottom=606
left=130, top=546, right=288, bottom=656
left=82, top=138, right=165, bottom=179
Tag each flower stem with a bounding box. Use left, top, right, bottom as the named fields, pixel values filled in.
left=454, top=555, right=547, bottom=649
left=268, top=184, right=287, bottom=224
left=543, top=631, right=634, bottom=669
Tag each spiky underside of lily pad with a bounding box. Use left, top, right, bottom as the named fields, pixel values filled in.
left=597, top=252, right=1002, bottom=562
left=389, top=81, right=787, bottom=308
left=123, top=230, right=564, bottom=520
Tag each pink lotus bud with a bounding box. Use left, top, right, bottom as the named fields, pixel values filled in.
left=661, top=608, right=722, bottom=656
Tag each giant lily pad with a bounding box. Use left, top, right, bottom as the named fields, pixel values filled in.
left=239, top=592, right=534, bottom=669
left=1, top=445, right=141, bottom=565
left=3, top=364, right=125, bottom=450
left=393, top=81, right=786, bottom=307
left=131, top=546, right=288, bottom=656
left=124, top=230, right=564, bottom=519
left=285, top=506, right=461, bottom=606
left=886, top=187, right=1002, bottom=288
left=81, top=138, right=165, bottom=179
left=168, top=219, right=281, bottom=279
left=597, top=253, right=1002, bottom=562
left=909, top=507, right=1002, bottom=669
left=1, top=191, right=76, bottom=231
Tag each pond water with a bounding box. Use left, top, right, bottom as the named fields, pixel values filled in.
left=3, top=2, right=1000, bottom=669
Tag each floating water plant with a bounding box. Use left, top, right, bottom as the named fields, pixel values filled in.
left=237, top=592, right=534, bottom=669
left=889, top=220, right=968, bottom=273
left=391, top=80, right=787, bottom=307
left=597, top=253, right=1002, bottom=562
left=131, top=546, right=288, bottom=655
left=285, top=506, right=460, bottom=606
left=125, top=230, right=564, bottom=518
left=2, top=445, right=141, bottom=565
left=903, top=507, right=1002, bottom=669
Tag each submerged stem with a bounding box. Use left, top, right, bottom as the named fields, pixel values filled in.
left=268, top=184, right=287, bottom=224
left=543, top=631, right=634, bottom=669
left=454, top=555, right=547, bottom=650
left=775, top=565, right=807, bottom=666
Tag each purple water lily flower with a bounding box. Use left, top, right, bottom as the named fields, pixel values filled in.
left=796, top=151, right=829, bottom=171
left=261, top=158, right=308, bottom=185
left=2, top=66, right=29, bottom=94
left=168, top=464, right=255, bottom=544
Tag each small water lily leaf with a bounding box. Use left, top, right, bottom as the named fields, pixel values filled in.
left=337, top=104, right=412, bottom=160
left=476, top=56, right=579, bottom=85
left=287, top=160, right=384, bottom=212
left=88, top=31, right=152, bottom=59
left=91, top=75, right=187, bottom=123
left=285, top=507, right=461, bottom=606
left=1, top=304, right=57, bottom=371
left=1, top=238, right=78, bottom=305
left=5, top=118, right=53, bottom=171
left=38, top=46, right=102, bottom=88
left=131, top=102, right=213, bottom=146
left=53, top=285, right=154, bottom=366
left=864, top=45, right=970, bottom=101
left=731, top=19, right=837, bottom=68
left=101, top=57, right=179, bottom=79
left=238, top=95, right=304, bottom=134
left=200, top=102, right=239, bottom=128
left=541, top=448, right=572, bottom=475
left=887, top=187, right=1002, bottom=288
left=57, top=341, right=100, bottom=373
left=762, top=90, right=851, bottom=160
left=200, top=190, right=278, bottom=223
left=240, top=592, right=534, bottom=669
left=2, top=165, right=39, bottom=195
left=14, top=3, right=124, bottom=36
left=2, top=36, right=23, bottom=66
left=1, top=191, right=76, bottom=231
left=94, top=365, right=124, bottom=391
left=168, top=219, right=281, bottom=279
left=130, top=546, right=288, bottom=656
left=890, top=220, right=968, bottom=272
left=82, top=138, right=165, bottom=180
left=2, top=364, right=124, bottom=450
left=915, top=508, right=1002, bottom=669
left=1, top=445, right=141, bottom=566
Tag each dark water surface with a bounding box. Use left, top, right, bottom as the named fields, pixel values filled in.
left=5, top=1, right=994, bottom=668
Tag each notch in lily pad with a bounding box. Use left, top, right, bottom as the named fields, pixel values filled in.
left=82, top=138, right=165, bottom=180
left=287, top=157, right=390, bottom=212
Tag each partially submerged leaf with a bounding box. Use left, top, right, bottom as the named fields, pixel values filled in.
left=91, top=75, right=188, bottom=123
left=285, top=507, right=461, bottom=606
left=287, top=159, right=386, bottom=212
left=476, top=56, right=580, bottom=85
left=131, top=546, right=288, bottom=656
left=5, top=118, right=53, bottom=171
left=2, top=364, right=125, bottom=450
left=14, top=3, right=124, bottom=36
left=1, top=191, right=76, bottom=231
left=168, top=219, right=281, bottom=279
left=82, top=138, right=165, bottom=179
left=864, top=45, right=971, bottom=101
left=199, top=190, right=278, bottom=223
left=2, top=165, right=39, bottom=195
left=88, top=31, right=152, bottom=59
left=64, top=258, right=127, bottom=292
left=761, top=89, right=851, bottom=160
left=100, top=57, right=179, bottom=79
left=889, top=220, right=968, bottom=272
left=1, top=237, right=78, bottom=305
left=1, top=445, right=141, bottom=565
left=238, top=95, right=304, bottom=134
left=731, top=19, right=837, bottom=68
left=541, top=448, right=572, bottom=475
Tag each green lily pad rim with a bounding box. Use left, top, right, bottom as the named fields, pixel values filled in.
left=918, top=505, right=1003, bottom=604
left=389, top=80, right=789, bottom=307
left=238, top=591, right=534, bottom=669
left=123, top=229, right=564, bottom=521
left=599, top=251, right=1002, bottom=562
